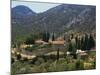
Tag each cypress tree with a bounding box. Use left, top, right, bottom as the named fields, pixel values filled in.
left=42, top=32, right=50, bottom=42
left=81, top=36, right=85, bottom=50
left=88, top=34, right=95, bottom=50
left=75, top=36, right=78, bottom=49
left=78, top=38, right=81, bottom=49
left=52, top=32, right=55, bottom=41
left=46, top=32, right=50, bottom=42
left=42, top=32, right=46, bottom=42
left=68, top=42, right=73, bottom=52
left=57, top=48, right=60, bottom=61
left=84, top=34, right=89, bottom=50
left=64, top=35, right=66, bottom=40
left=71, top=33, right=74, bottom=39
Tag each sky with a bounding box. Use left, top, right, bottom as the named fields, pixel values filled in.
left=12, top=1, right=60, bottom=13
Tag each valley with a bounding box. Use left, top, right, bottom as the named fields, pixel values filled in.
left=11, top=2, right=96, bottom=75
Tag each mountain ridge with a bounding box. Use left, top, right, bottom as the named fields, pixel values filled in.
left=11, top=4, right=96, bottom=42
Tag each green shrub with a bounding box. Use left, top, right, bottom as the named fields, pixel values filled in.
left=67, top=63, right=76, bottom=71
left=25, top=44, right=39, bottom=52
left=34, top=57, right=45, bottom=65
left=16, top=54, right=21, bottom=60
left=75, top=59, right=84, bottom=70
left=11, top=58, right=15, bottom=64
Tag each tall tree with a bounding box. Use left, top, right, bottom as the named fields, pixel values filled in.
left=88, top=34, right=95, bottom=50
left=81, top=36, right=85, bottom=50
left=75, top=36, right=83, bottom=50
left=42, top=32, right=50, bottom=42
left=71, top=33, right=74, bottom=39
left=46, top=32, right=50, bottom=42
left=68, top=39, right=77, bottom=59
left=57, top=48, right=60, bottom=61
left=64, top=35, right=66, bottom=40
left=75, top=36, right=79, bottom=49
left=68, top=42, right=73, bottom=52
left=52, top=32, right=55, bottom=41
left=84, top=34, right=89, bottom=50
left=42, top=32, right=46, bottom=42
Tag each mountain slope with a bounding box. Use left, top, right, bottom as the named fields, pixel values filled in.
left=36, top=4, right=96, bottom=33
left=11, top=4, right=96, bottom=42
left=11, top=5, right=39, bottom=42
